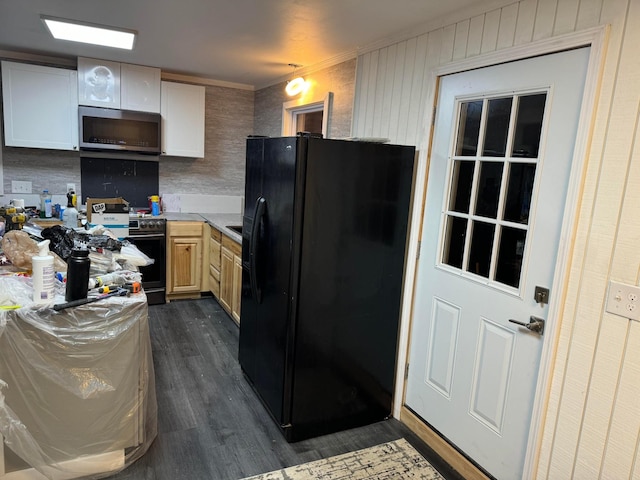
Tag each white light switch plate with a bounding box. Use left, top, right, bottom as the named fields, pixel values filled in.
left=606, top=280, right=640, bottom=321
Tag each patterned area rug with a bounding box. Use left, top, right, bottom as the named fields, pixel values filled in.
left=240, top=438, right=444, bottom=480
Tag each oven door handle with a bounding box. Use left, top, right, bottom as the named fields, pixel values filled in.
left=127, top=233, right=165, bottom=240
left=250, top=196, right=266, bottom=304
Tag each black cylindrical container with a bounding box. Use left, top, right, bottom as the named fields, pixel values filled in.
left=65, top=249, right=91, bottom=302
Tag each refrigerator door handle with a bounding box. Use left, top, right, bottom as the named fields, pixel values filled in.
left=250, top=196, right=266, bottom=303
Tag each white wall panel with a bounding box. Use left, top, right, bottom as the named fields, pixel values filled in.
left=481, top=9, right=501, bottom=53
left=554, top=0, right=581, bottom=34
left=453, top=20, right=470, bottom=60
left=405, top=34, right=430, bottom=145
left=467, top=15, right=485, bottom=56
left=541, top=0, right=639, bottom=477
left=361, top=50, right=379, bottom=137
left=396, top=38, right=417, bottom=146
left=373, top=44, right=398, bottom=137
left=440, top=24, right=457, bottom=64
left=533, top=0, right=558, bottom=40
left=496, top=3, right=519, bottom=49
left=576, top=0, right=603, bottom=29
left=350, top=0, right=640, bottom=478
left=514, top=0, right=537, bottom=45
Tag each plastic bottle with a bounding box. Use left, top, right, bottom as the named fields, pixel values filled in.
left=150, top=195, right=160, bottom=216
left=40, top=190, right=52, bottom=218
left=65, top=249, right=91, bottom=302
left=32, top=239, right=55, bottom=304
left=88, top=272, right=126, bottom=289
left=63, top=190, right=78, bottom=228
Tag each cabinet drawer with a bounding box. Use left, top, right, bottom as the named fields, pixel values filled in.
left=209, top=264, right=220, bottom=282
left=222, top=235, right=241, bottom=256
left=209, top=238, right=221, bottom=269
left=168, top=221, right=203, bottom=237
left=209, top=274, right=220, bottom=297
left=210, top=228, right=222, bottom=241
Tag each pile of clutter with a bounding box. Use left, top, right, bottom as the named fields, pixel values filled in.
left=0, top=220, right=152, bottom=309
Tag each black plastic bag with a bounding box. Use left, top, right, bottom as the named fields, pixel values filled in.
left=41, top=226, right=122, bottom=261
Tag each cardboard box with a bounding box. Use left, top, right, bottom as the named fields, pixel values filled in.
left=86, top=197, right=130, bottom=238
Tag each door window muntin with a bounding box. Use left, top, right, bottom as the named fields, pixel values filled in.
left=437, top=88, right=550, bottom=296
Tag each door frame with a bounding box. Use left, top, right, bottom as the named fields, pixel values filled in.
left=395, top=25, right=608, bottom=479
left=281, top=92, right=333, bottom=137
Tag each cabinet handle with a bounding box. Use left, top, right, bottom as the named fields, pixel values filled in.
left=250, top=196, right=266, bottom=304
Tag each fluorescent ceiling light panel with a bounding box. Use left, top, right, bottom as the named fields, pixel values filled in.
left=42, top=16, right=136, bottom=50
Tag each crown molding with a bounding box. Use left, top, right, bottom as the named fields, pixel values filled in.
left=160, top=71, right=254, bottom=91
left=0, top=49, right=76, bottom=69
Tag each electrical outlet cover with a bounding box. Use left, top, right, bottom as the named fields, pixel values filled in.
left=11, top=180, right=32, bottom=194
left=606, top=280, right=640, bottom=322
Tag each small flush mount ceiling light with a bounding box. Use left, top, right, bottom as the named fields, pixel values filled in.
left=41, top=15, right=137, bottom=50
left=285, top=63, right=306, bottom=96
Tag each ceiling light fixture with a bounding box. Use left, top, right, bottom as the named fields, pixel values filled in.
left=285, top=63, right=306, bottom=96
left=41, top=15, right=136, bottom=50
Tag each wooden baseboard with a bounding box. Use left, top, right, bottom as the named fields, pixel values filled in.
left=400, top=407, right=491, bottom=480
left=166, top=292, right=202, bottom=302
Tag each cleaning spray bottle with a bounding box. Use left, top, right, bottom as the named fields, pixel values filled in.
left=32, top=239, right=55, bottom=304
left=63, top=189, right=78, bottom=228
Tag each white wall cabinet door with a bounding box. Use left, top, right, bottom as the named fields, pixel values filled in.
left=160, top=81, right=205, bottom=158
left=1, top=61, right=78, bottom=151
left=79, top=58, right=161, bottom=113
left=121, top=63, right=161, bottom=113
left=77, top=57, right=121, bottom=109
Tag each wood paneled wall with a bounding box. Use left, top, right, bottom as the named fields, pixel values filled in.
left=352, top=0, right=607, bottom=147
left=351, top=0, right=640, bottom=478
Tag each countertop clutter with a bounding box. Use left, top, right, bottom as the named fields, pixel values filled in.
left=0, top=210, right=240, bottom=478
left=0, top=220, right=160, bottom=478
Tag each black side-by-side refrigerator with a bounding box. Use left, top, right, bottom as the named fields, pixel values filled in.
left=239, top=135, right=415, bottom=442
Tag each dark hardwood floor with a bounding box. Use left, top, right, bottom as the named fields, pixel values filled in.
left=107, top=297, right=464, bottom=480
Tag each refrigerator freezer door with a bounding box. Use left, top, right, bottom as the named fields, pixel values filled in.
left=239, top=137, right=300, bottom=424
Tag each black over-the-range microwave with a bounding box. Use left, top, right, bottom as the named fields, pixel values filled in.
left=79, top=106, right=162, bottom=154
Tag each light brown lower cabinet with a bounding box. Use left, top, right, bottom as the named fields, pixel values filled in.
left=209, top=227, right=222, bottom=298
left=166, top=221, right=204, bottom=301
left=219, top=234, right=242, bottom=324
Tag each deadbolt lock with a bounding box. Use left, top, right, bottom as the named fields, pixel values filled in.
left=534, top=286, right=549, bottom=306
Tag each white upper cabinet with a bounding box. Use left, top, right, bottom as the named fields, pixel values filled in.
left=77, top=57, right=121, bottom=109
left=78, top=57, right=160, bottom=113
left=121, top=63, right=161, bottom=113
left=1, top=60, right=79, bottom=151
left=161, top=81, right=205, bottom=158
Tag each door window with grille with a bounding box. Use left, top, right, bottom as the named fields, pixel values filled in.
left=440, top=92, right=547, bottom=290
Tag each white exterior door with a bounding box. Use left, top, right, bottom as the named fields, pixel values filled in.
left=405, top=48, right=590, bottom=479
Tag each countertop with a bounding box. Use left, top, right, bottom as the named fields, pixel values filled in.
left=199, top=213, right=242, bottom=243
left=164, top=212, right=242, bottom=243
